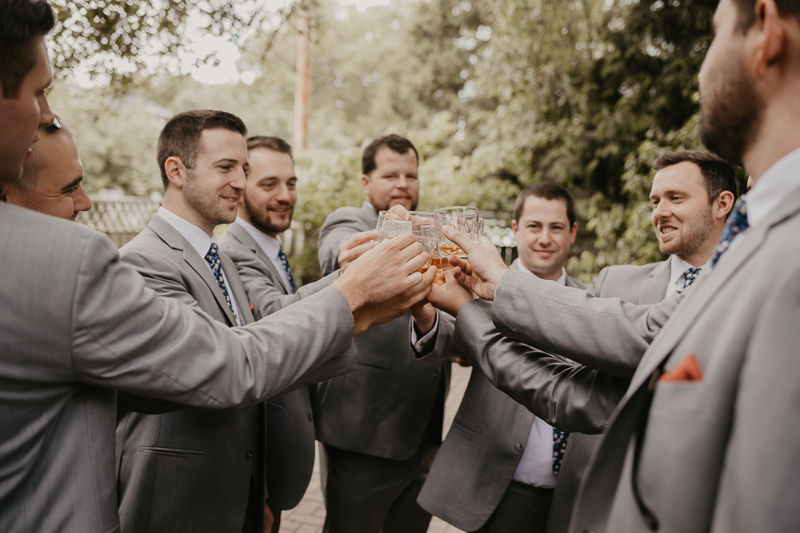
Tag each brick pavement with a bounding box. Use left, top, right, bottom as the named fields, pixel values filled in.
left=279, top=364, right=472, bottom=533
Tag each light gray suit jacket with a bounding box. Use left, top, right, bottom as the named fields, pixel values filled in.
left=417, top=266, right=587, bottom=531
left=316, top=202, right=454, bottom=459
left=488, top=185, right=800, bottom=532
left=0, top=203, right=356, bottom=533
left=220, top=221, right=338, bottom=511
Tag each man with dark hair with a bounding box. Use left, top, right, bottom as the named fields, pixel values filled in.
left=0, top=0, right=56, bottom=183
left=315, top=134, right=452, bottom=533
left=418, top=183, right=584, bottom=533
left=428, top=0, right=800, bottom=531
left=221, top=135, right=378, bottom=531
left=1, top=118, right=92, bottom=220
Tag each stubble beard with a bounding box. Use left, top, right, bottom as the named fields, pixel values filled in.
left=183, top=171, right=237, bottom=227
left=699, top=52, right=763, bottom=166
left=243, top=193, right=293, bottom=235
left=660, top=206, right=715, bottom=260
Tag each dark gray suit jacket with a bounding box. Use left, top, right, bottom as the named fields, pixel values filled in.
left=316, top=202, right=454, bottom=459
left=0, top=203, right=356, bottom=533
left=417, top=268, right=586, bottom=531
left=220, top=221, right=338, bottom=511
left=545, top=258, right=670, bottom=533
left=487, top=185, right=800, bottom=532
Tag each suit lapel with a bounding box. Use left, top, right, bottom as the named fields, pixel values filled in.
left=148, top=215, right=239, bottom=326
left=228, top=223, right=289, bottom=295
left=638, top=259, right=670, bottom=305
left=629, top=186, right=800, bottom=392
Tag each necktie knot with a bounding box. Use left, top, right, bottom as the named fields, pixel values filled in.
left=681, top=267, right=701, bottom=290
left=710, top=197, right=749, bottom=268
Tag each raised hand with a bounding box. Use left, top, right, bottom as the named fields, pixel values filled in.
left=353, top=266, right=437, bottom=335
left=427, top=258, right=475, bottom=317
left=332, top=232, right=428, bottom=316
left=441, top=225, right=509, bottom=300
left=338, top=229, right=378, bottom=273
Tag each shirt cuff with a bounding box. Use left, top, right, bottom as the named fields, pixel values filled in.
left=410, top=311, right=439, bottom=353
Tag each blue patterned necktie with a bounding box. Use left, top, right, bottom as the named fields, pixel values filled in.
left=553, top=429, right=569, bottom=477
left=205, top=243, right=236, bottom=316
left=277, top=246, right=298, bottom=294
left=681, top=267, right=701, bottom=290
left=710, top=198, right=749, bottom=268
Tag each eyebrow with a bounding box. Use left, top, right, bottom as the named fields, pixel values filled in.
left=60, top=176, right=83, bottom=192
left=212, top=158, right=242, bottom=165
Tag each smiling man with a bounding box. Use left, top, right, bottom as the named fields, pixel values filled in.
left=1, top=119, right=91, bottom=220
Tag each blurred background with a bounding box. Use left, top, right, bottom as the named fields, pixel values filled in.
left=47, top=0, right=735, bottom=284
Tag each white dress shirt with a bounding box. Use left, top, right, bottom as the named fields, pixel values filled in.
left=724, top=147, right=800, bottom=259
left=157, top=207, right=243, bottom=326
left=511, top=261, right=567, bottom=489
left=665, top=255, right=708, bottom=298
left=236, top=216, right=295, bottom=294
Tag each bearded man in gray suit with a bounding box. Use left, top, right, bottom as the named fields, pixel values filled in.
left=316, top=134, right=453, bottom=533
left=220, top=136, right=375, bottom=531
left=0, top=4, right=435, bottom=531
left=418, top=183, right=586, bottom=533
left=429, top=1, right=800, bottom=530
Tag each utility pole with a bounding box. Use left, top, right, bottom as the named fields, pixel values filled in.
left=294, top=0, right=311, bottom=150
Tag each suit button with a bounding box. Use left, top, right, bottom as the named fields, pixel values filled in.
left=514, top=443, right=524, bottom=452
left=307, top=413, right=313, bottom=422
left=245, top=450, right=253, bottom=460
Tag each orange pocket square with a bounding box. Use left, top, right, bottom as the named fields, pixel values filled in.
left=659, top=353, right=703, bottom=382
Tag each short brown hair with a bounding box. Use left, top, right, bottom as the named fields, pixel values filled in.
left=653, top=150, right=738, bottom=202
left=247, top=136, right=293, bottom=161
left=157, top=110, right=247, bottom=189
left=0, top=0, right=55, bottom=98
left=514, top=183, right=577, bottom=228
left=362, top=134, right=418, bottom=176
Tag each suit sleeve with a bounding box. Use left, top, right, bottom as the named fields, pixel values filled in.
left=318, top=209, right=368, bottom=276
left=224, top=243, right=339, bottom=319
left=492, top=269, right=680, bottom=380
left=455, top=300, right=627, bottom=433
left=710, top=260, right=800, bottom=533
left=70, top=231, right=357, bottom=409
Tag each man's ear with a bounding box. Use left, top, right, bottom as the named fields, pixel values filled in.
left=164, top=156, right=187, bottom=190
left=714, top=191, right=736, bottom=220
left=360, top=174, right=371, bottom=197
left=569, top=222, right=578, bottom=244
left=753, top=0, right=785, bottom=77
left=511, top=219, right=518, bottom=238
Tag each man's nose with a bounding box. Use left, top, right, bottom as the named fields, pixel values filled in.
left=396, top=175, right=409, bottom=189
left=231, top=168, right=247, bottom=190
left=539, top=228, right=553, bottom=245
left=38, top=93, right=55, bottom=128
left=74, top=184, right=92, bottom=213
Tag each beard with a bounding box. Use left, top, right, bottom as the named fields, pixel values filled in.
left=183, top=171, right=238, bottom=227
left=659, top=205, right=715, bottom=259
left=243, top=193, right=293, bottom=235
left=699, top=54, right=763, bottom=167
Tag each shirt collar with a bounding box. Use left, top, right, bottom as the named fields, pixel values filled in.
left=746, top=146, right=800, bottom=228
left=236, top=216, right=282, bottom=260
left=516, top=260, right=567, bottom=286
left=158, top=207, right=217, bottom=259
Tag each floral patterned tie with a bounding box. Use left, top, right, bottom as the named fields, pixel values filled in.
left=710, top=198, right=749, bottom=268
left=277, top=247, right=298, bottom=294
left=553, top=429, right=569, bottom=476
left=205, top=243, right=236, bottom=316
left=681, top=267, right=701, bottom=290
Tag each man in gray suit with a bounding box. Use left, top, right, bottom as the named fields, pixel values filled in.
left=316, top=134, right=454, bottom=533
left=430, top=1, right=800, bottom=530
left=220, top=136, right=373, bottom=531
left=418, top=183, right=586, bottom=533
left=0, top=118, right=92, bottom=220
left=0, top=12, right=434, bottom=529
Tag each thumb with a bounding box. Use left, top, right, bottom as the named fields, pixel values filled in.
left=442, top=225, right=476, bottom=254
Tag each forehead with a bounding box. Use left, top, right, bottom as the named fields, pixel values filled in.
left=34, top=132, right=82, bottom=183
left=520, top=195, right=570, bottom=223
left=373, top=146, right=418, bottom=173
left=247, top=148, right=295, bottom=179
left=197, top=128, right=247, bottom=159
left=651, top=161, right=706, bottom=195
